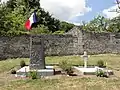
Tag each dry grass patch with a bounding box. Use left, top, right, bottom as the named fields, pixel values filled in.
left=1, top=76, right=120, bottom=90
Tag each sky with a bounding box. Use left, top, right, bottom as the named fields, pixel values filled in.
left=40, top=0, right=120, bottom=25
left=1, top=0, right=120, bottom=25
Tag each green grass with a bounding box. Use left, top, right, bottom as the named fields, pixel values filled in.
left=0, top=58, right=29, bottom=73
left=0, top=54, right=120, bottom=72
left=0, top=54, right=120, bottom=90
left=46, top=54, right=120, bottom=69
left=1, top=77, right=120, bottom=90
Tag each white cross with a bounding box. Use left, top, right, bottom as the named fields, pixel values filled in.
left=81, top=51, right=89, bottom=68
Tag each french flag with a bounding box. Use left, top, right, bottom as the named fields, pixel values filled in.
left=25, top=12, right=37, bottom=30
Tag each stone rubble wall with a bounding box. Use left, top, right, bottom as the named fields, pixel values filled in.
left=1, top=27, right=120, bottom=59
left=82, top=30, right=120, bottom=54
left=0, top=35, right=30, bottom=59
left=0, top=34, right=79, bottom=59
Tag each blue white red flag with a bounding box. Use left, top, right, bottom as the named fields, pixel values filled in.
left=25, top=12, right=37, bottom=30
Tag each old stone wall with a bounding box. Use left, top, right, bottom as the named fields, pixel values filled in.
left=0, top=35, right=30, bottom=59
left=82, top=30, right=120, bottom=54
left=1, top=27, right=120, bottom=59
left=43, top=35, right=79, bottom=55
left=0, top=34, right=79, bottom=59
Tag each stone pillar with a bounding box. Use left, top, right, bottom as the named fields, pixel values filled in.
left=29, top=35, right=45, bottom=70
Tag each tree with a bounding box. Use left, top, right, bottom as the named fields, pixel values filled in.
left=107, top=16, right=120, bottom=32
left=0, top=0, right=62, bottom=35
left=60, top=21, right=75, bottom=32
left=0, top=0, right=75, bottom=35
left=82, top=15, right=110, bottom=32
left=116, top=0, right=120, bottom=11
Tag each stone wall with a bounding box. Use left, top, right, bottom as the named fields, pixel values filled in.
left=81, top=30, right=120, bottom=54
left=0, top=35, right=30, bottom=59
left=1, top=26, right=120, bottom=59
left=0, top=34, right=79, bottom=59
left=82, top=31, right=111, bottom=54
left=67, top=27, right=120, bottom=54
left=43, top=35, right=79, bottom=55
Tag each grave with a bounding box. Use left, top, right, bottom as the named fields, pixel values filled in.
left=74, top=51, right=113, bottom=75
left=82, top=51, right=88, bottom=68
left=16, top=35, right=54, bottom=77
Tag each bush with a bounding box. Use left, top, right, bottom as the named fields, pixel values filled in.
left=96, top=69, right=104, bottom=77
left=11, top=69, right=16, bottom=74
left=96, top=69, right=109, bottom=78
left=29, top=71, right=38, bottom=79
left=20, top=60, right=26, bottom=68
left=59, top=60, right=73, bottom=74
left=97, top=60, right=104, bottom=67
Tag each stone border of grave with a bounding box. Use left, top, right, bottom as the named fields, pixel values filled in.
left=73, top=51, right=113, bottom=76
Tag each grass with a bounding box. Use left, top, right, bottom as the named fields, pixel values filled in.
left=0, top=58, right=29, bottom=73
left=0, top=54, right=120, bottom=90
left=1, top=77, right=120, bottom=90
left=46, top=54, right=120, bottom=69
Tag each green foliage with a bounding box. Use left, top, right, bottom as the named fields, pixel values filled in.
left=97, top=60, right=104, bottom=68
left=20, top=60, right=26, bottom=68
left=96, top=69, right=109, bottom=78
left=107, top=16, right=120, bottom=33
left=60, top=21, right=75, bottom=32
left=11, top=69, right=16, bottom=74
left=82, top=14, right=120, bottom=33
left=82, top=15, right=109, bottom=32
left=31, top=25, right=51, bottom=34
left=59, top=60, right=73, bottom=74
left=29, top=71, right=38, bottom=79
left=96, top=69, right=104, bottom=77
left=53, top=30, right=65, bottom=34
left=0, top=0, right=75, bottom=36
left=0, top=0, right=70, bottom=36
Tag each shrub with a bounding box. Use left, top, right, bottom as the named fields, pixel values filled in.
left=59, top=60, right=73, bottom=74
left=11, top=69, right=16, bottom=74
left=29, top=71, right=38, bottom=79
left=20, top=60, right=26, bottom=68
left=97, top=60, right=104, bottom=67
left=96, top=69, right=104, bottom=77
left=96, top=69, right=109, bottom=78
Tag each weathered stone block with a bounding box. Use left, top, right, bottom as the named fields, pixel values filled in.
left=30, top=36, right=45, bottom=69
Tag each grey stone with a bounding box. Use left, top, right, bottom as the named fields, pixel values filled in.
left=30, top=35, right=45, bottom=69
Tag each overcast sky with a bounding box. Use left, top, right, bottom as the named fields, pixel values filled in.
left=1, top=0, right=120, bottom=25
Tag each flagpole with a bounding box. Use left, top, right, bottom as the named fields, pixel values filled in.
left=26, top=0, right=32, bottom=65
left=29, top=31, right=32, bottom=61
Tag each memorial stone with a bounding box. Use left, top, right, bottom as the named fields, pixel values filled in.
left=29, top=35, right=45, bottom=69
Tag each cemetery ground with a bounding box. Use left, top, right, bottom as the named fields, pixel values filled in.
left=0, top=54, right=120, bottom=90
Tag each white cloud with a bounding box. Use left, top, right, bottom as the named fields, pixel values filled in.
left=40, top=0, right=92, bottom=22
left=103, top=5, right=120, bottom=19
left=1, top=0, right=8, bottom=3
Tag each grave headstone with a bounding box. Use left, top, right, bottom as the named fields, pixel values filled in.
left=29, top=35, right=45, bottom=69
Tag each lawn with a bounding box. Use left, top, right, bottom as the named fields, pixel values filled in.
left=0, top=54, right=120, bottom=90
